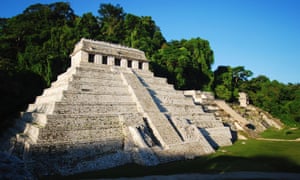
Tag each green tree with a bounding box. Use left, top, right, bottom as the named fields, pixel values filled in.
left=75, top=13, right=100, bottom=39
left=183, top=38, right=214, bottom=90
left=96, top=4, right=165, bottom=58
left=98, top=3, right=125, bottom=43
left=213, top=66, right=252, bottom=101
left=151, top=38, right=214, bottom=90
left=213, top=66, right=233, bottom=101
left=241, top=75, right=300, bottom=126
left=123, top=14, right=165, bottom=58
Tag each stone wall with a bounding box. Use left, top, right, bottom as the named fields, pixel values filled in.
left=71, top=38, right=149, bottom=70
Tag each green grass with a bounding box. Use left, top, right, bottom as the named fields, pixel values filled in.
left=260, top=128, right=300, bottom=140
left=214, top=140, right=300, bottom=165
left=45, top=140, right=300, bottom=179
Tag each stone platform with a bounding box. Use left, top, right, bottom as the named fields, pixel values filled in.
left=10, top=39, right=232, bottom=176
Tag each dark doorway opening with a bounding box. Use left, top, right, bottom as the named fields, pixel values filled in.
left=128, top=60, right=132, bottom=68
left=115, top=58, right=121, bottom=66
left=88, top=54, right=95, bottom=63
left=102, top=56, right=108, bottom=64
left=138, top=62, right=143, bottom=69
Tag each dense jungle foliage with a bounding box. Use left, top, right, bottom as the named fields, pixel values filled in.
left=0, top=2, right=299, bottom=132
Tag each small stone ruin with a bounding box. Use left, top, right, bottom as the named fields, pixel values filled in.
left=8, top=38, right=233, bottom=176
left=238, top=92, right=248, bottom=108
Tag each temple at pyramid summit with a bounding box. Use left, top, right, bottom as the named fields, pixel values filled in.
left=11, top=38, right=233, bottom=175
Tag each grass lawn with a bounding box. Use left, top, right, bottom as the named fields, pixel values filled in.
left=260, top=127, right=300, bottom=140
left=55, top=140, right=300, bottom=179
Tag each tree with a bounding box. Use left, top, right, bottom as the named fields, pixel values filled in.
left=98, top=3, right=125, bottom=43
left=151, top=38, right=214, bottom=90
left=232, top=66, right=253, bottom=88
left=213, top=66, right=252, bottom=101
left=75, top=13, right=100, bottom=39
left=241, top=75, right=300, bottom=126
left=213, top=66, right=233, bottom=101
left=122, top=14, right=166, bottom=58
left=183, top=38, right=214, bottom=90
left=231, top=66, right=253, bottom=101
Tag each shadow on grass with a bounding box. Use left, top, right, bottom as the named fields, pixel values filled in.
left=43, top=155, right=300, bottom=179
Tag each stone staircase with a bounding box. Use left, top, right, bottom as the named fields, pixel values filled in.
left=133, top=70, right=232, bottom=149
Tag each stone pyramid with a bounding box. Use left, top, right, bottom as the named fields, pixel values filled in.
left=12, top=38, right=232, bottom=175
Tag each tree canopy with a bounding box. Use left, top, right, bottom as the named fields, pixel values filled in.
left=151, top=38, right=214, bottom=90
left=240, top=76, right=300, bottom=126
left=213, top=66, right=253, bottom=101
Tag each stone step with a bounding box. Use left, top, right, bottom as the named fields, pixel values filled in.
left=71, top=75, right=123, bottom=84
left=200, top=127, right=232, bottom=147
left=38, top=127, right=123, bottom=144
left=152, top=95, right=194, bottom=106
left=133, top=69, right=154, bottom=78
left=22, top=112, right=126, bottom=132
left=76, top=64, right=112, bottom=72
left=30, top=139, right=124, bottom=160
left=153, top=90, right=188, bottom=99
left=138, top=76, right=167, bottom=86
left=170, top=113, right=217, bottom=122
left=21, top=112, right=47, bottom=127
left=61, top=92, right=132, bottom=104
left=191, top=120, right=224, bottom=128
left=208, top=136, right=232, bottom=147
left=27, top=103, right=56, bottom=114
left=78, top=62, right=113, bottom=71
left=56, top=67, right=76, bottom=82
left=43, top=83, right=69, bottom=96
left=173, top=141, right=214, bottom=155
left=34, top=93, right=63, bottom=104
left=53, top=102, right=138, bottom=114
left=204, top=127, right=232, bottom=138
left=75, top=68, right=121, bottom=79
left=146, top=84, right=176, bottom=92
left=51, top=76, right=73, bottom=88
left=68, top=79, right=125, bottom=90
left=162, top=105, right=204, bottom=114
left=49, top=67, right=76, bottom=87
left=154, top=140, right=214, bottom=162
left=44, top=114, right=121, bottom=131
left=66, top=86, right=129, bottom=95
left=145, top=112, right=183, bottom=146
left=147, top=88, right=184, bottom=97
left=36, top=86, right=131, bottom=105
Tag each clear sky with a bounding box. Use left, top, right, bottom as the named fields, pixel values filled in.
left=1, top=0, right=300, bottom=84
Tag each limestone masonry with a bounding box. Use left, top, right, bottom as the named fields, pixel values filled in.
left=10, top=38, right=232, bottom=176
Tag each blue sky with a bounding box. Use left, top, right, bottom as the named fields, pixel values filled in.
left=1, top=0, right=300, bottom=84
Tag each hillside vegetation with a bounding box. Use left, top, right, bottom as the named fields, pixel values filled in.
left=0, top=2, right=299, bottom=133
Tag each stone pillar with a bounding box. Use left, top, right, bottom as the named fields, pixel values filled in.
left=94, top=54, right=102, bottom=64
left=121, top=58, right=127, bottom=68
left=239, top=92, right=248, bottom=107
left=142, top=62, right=149, bottom=71
left=108, top=56, right=115, bottom=66
left=132, top=60, right=139, bottom=69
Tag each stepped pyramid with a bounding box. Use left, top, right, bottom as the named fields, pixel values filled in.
left=12, top=38, right=232, bottom=176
